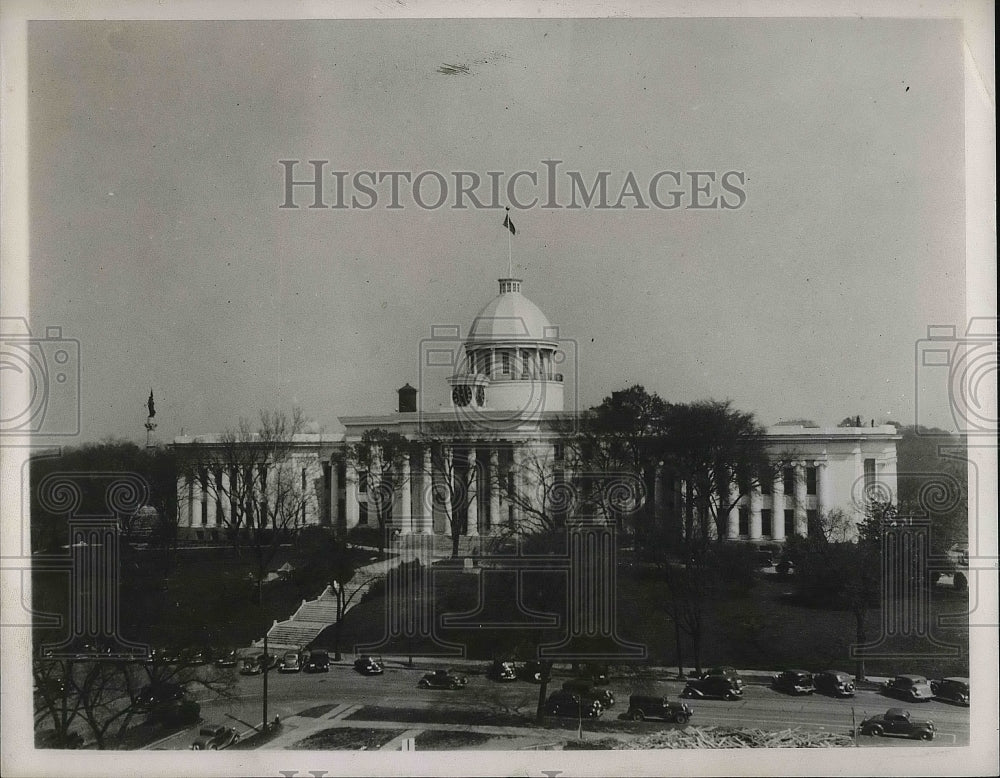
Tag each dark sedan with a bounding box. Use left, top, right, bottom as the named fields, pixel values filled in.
left=858, top=708, right=935, bottom=741
left=930, top=677, right=969, bottom=706
left=545, top=691, right=603, bottom=718
left=626, top=694, right=692, bottom=723
left=813, top=670, right=855, bottom=697
left=418, top=669, right=467, bottom=690
left=682, top=674, right=743, bottom=700
left=562, top=679, right=614, bottom=708
left=354, top=655, right=384, bottom=675
left=772, top=670, right=815, bottom=695
left=190, top=725, right=240, bottom=750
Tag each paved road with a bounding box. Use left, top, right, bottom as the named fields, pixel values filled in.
left=146, top=662, right=970, bottom=750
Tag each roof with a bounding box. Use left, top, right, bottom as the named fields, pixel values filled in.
left=467, top=278, right=556, bottom=344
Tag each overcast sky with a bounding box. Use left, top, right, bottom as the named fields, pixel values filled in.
left=27, top=17, right=966, bottom=443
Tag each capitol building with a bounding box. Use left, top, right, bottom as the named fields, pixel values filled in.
left=172, top=275, right=900, bottom=545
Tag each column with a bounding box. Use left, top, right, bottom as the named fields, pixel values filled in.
left=399, top=452, right=412, bottom=534
left=466, top=447, right=479, bottom=536
left=329, top=459, right=339, bottom=526
left=442, top=446, right=453, bottom=535
left=198, top=467, right=208, bottom=526
left=421, top=447, right=434, bottom=533
left=771, top=469, right=785, bottom=541
left=653, top=463, right=664, bottom=517
left=816, top=461, right=829, bottom=518
left=794, top=462, right=808, bottom=536
left=727, top=481, right=740, bottom=540
left=749, top=485, right=763, bottom=540
left=206, top=467, right=217, bottom=527
left=489, top=448, right=501, bottom=535
left=345, top=463, right=359, bottom=529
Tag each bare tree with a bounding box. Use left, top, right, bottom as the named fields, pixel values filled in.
left=178, top=407, right=316, bottom=731
left=346, top=429, right=413, bottom=552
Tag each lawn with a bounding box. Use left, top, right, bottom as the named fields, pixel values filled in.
left=32, top=542, right=386, bottom=653
left=289, top=727, right=405, bottom=750
left=414, top=730, right=520, bottom=749
left=315, top=562, right=970, bottom=679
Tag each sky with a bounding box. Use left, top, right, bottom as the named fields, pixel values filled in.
left=24, top=16, right=968, bottom=443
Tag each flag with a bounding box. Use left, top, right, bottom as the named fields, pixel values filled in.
left=502, top=209, right=516, bottom=236
left=147, top=390, right=156, bottom=418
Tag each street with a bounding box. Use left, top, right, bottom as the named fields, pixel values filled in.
left=146, top=661, right=970, bottom=750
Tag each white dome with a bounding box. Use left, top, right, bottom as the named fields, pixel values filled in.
left=468, top=279, right=555, bottom=343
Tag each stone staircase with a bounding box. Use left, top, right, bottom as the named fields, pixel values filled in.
left=253, top=561, right=390, bottom=651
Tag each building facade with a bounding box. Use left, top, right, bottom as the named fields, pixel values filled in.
left=172, top=276, right=899, bottom=543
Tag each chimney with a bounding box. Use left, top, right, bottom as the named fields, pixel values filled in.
left=398, top=383, right=417, bottom=413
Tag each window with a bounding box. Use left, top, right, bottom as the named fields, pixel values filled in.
left=738, top=506, right=749, bottom=536
left=760, top=472, right=772, bottom=495
left=553, top=443, right=564, bottom=461
left=502, top=352, right=510, bottom=374
left=359, top=502, right=368, bottom=526
left=761, top=509, right=772, bottom=536
left=359, top=471, right=368, bottom=493
left=864, top=458, right=876, bottom=492
left=806, top=467, right=817, bottom=496
left=783, top=467, right=795, bottom=493
left=784, top=509, right=794, bottom=535
left=807, top=509, right=819, bottom=537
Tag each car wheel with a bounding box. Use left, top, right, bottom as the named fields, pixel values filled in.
left=630, top=710, right=644, bottom=721
left=681, top=689, right=693, bottom=699
left=191, top=744, right=202, bottom=750
left=210, top=744, right=219, bottom=750
left=869, top=725, right=884, bottom=737
left=450, top=682, right=459, bottom=690
left=919, top=732, right=933, bottom=741
left=674, top=713, right=690, bottom=725
left=418, top=680, right=430, bottom=688
left=725, top=691, right=738, bottom=701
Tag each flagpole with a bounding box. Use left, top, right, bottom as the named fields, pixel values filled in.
left=506, top=207, right=512, bottom=276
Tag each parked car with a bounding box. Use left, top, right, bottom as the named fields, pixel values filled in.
left=353, top=655, right=384, bottom=675
left=562, top=678, right=615, bottom=708
left=626, top=694, right=692, bottom=723
left=190, top=724, right=240, bottom=750
left=858, top=708, right=935, bottom=740
left=930, top=677, right=969, bottom=706
left=772, top=670, right=815, bottom=695
left=813, top=670, right=855, bottom=697
left=135, top=682, right=185, bottom=711
left=682, top=674, right=743, bottom=700
left=214, top=650, right=239, bottom=668
left=279, top=651, right=302, bottom=673
left=418, top=669, right=467, bottom=690
left=519, top=660, right=548, bottom=683
left=240, top=656, right=262, bottom=675
left=303, top=649, right=330, bottom=673
left=883, top=675, right=934, bottom=702
left=486, top=660, right=518, bottom=682
left=544, top=690, right=603, bottom=718
left=700, top=666, right=742, bottom=684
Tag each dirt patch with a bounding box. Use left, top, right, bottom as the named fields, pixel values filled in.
left=290, top=727, right=405, bottom=750
left=413, top=730, right=519, bottom=750
left=296, top=703, right=338, bottom=718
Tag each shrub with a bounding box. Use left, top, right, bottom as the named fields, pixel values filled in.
left=347, top=526, right=384, bottom=548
